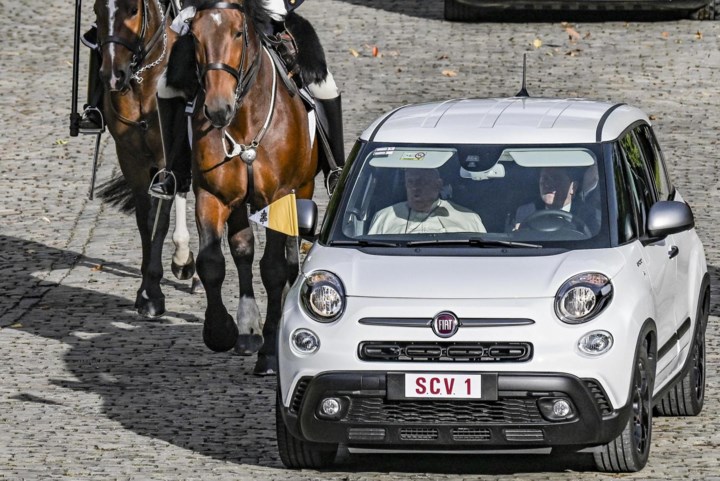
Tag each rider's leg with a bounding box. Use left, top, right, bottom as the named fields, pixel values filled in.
left=152, top=75, right=192, bottom=197
left=80, top=25, right=104, bottom=132
left=308, top=71, right=345, bottom=195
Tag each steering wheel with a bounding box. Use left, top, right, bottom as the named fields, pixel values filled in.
left=520, top=209, right=589, bottom=235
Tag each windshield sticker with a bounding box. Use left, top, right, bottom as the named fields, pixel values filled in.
left=400, top=152, right=427, bottom=161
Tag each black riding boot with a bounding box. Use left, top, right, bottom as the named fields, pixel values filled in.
left=151, top=97, right=192, bottom=199
left=315, top=95, right=345, bottom=195
left=80, top=26, right=105, bottom=133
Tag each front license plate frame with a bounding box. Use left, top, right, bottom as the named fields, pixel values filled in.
left=386, top=372, right=498, bottom=400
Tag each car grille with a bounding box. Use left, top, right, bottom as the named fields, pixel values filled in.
left=583, top=379, right=613, bottom=415
left=358, top=341, right=533, bottom=362
left=346, top=397, right=544, bottom=424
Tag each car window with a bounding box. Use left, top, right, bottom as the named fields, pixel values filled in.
left=619, top=131, right=655, bottom=236
left=327, top=143, right=612, bottom=250
left=636, top=125, right=673, bottom=201
left=611, top=143, right=637, bottom=244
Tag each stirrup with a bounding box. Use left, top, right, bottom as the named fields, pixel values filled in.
left=325, top=168, right=342, bottom=196
left=79, top=106, right=105, bottom=135
left=148, top=169, right=177, bottom=201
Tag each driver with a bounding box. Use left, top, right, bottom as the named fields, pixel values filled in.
left=368, top=168, right=486, bottom=235
left=513, top=167, right=578, bottom=230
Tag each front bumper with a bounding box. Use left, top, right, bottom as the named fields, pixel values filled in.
left=279, top=371, right=632, bottom=450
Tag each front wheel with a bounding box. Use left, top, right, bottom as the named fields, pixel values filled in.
left=276, top=393, right=338, bottom=469
left=594, top=342, right=654, bottom=472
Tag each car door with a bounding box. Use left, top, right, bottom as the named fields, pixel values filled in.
left=618, top=129, right=679, bottom=375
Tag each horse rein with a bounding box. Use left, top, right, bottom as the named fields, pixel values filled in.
left=194, top=2, right=262, bottom=107
left=99, top=0, right=168, bottom=84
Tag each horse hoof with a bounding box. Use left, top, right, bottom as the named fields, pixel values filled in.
left=171, top=251, right=195, bottom=280
left=253, top=354, right=277, bottom=376
left=203, top=314, right=239, bottom=352
left=190, top=276, right=204, bottom=294
left=234, top=334, right=264, bottom=356
left=137, top=295, right=165, bottom=318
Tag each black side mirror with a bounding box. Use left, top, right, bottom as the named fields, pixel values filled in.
left=297, top=199, right=318, bottom=238
left=646, top=201, right=694, bottom=240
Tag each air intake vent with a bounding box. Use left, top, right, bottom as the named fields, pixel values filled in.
left=348, top=427, right=386, bottom=441
left=452, top=427, right=491, bottom=441
left=584, top=379, right=613, bottom=415
left=504, top=429, right=544, bottom=442
left=290, top=377, right=312, bottom=414
left=400, top=428, right=438, bottom=441
left=359, top=341, right=533, bottom=362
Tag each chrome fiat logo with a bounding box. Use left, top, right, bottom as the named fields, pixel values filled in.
left=432, top=311, right=459, bottom=338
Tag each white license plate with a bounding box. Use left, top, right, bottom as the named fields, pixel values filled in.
left=404, top=373, right=482, bottom=399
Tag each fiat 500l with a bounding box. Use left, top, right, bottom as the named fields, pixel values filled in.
left=275, top=97, right=709, bottom=472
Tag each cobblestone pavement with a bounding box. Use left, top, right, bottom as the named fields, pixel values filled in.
left=1, top=0, right=720, bottom=479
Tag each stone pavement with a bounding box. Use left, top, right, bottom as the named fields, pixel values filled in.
left=1, top=0, right=719, bottom=479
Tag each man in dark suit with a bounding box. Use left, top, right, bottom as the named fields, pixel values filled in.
left=511, top=166, right=602, bottom=235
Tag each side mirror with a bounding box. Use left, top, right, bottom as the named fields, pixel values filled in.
left=297, top=199, right=318, bottom=238
left=647, top=201, right=694, bottom=239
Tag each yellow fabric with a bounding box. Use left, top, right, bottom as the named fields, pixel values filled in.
left=263, top=192, right=299, bottom=236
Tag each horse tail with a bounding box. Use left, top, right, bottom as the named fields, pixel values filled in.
left=285, top=12, right=328, bottom=86
left=97, top=174, right=136, bottom=214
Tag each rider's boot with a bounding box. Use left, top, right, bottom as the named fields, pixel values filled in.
left=80, top=26, right=105, bottom=134
left=151, top=97, right=192, bottom=199
left=315, top=94, right=345, bottom=195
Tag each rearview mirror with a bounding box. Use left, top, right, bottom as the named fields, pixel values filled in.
left=647, top=201, right=694, bottom=239
left=297, top=199, right=318, bottom=237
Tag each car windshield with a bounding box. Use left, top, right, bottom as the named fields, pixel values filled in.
left=326, top=142, right=611, bottom=249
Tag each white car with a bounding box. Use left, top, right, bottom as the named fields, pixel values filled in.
left=276, top=96, right=709, bottom=473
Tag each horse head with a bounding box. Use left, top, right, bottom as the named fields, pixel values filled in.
left=190, top=0, right=267, bottom=129
left=94, top=0, right=166, bottom=92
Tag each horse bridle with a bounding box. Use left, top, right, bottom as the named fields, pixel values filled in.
left=99, top=0, right=167, bottom=82
left=194, top=1, right=262, bottom=106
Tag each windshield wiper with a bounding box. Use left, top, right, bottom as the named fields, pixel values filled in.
left=405, top=237, right=542, bottom=248
left=329, top=239, right=402, bottom=247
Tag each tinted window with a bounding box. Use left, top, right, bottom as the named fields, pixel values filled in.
left=612, top=143, right=637, bottom=243
left=636, top=125, right=673, bottom=201
left=619, top=131, right=655, bottom=236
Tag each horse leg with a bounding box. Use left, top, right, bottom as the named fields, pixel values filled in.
left=254, top=228, right=289, bottom=376
left=195, top=189, right=238, bottom=352
left=134, top=190, right=172, bottom=317
left=226, top=209, right=264, bottom=355
left=170, top=192, right=199, bottom=283
left=285, top=235, right=300, bottom=288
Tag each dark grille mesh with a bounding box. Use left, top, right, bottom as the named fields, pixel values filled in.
left=359, top=341, right=533, bottom=362
left=289, top=377, right=311, bottom=414
left=347, top=397, right=544, bottom=424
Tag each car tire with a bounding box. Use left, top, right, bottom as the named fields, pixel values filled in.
left=654, top=290, right=708, bottom=416
left=275, top=393, right=338, bottom=469
left=594, top=340, right=654, bottom=473
left=444, top=0, right=483, bottom=22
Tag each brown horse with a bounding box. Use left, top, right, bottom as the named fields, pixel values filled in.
left=186, top=0, right=319, bottom=374
left=94, top=0, right=197, bottom=315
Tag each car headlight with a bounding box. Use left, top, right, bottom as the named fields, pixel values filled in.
left=555, top=273, right=613, bottom=324
left=300, top=270, right=345, bottom=322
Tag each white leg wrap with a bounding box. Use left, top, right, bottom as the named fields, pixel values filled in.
left=237, top=296, right=263, bottom=336
left=172, top=192, right=191, bottom=266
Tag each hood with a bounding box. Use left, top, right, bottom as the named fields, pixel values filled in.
left=302, top=245, right=627, bottom=299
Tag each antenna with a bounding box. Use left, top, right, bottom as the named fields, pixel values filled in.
left=515, top=53, right=530, bottom=97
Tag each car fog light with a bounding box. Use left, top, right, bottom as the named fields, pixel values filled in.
left=553, top=399, right=572, bottom=417
left=538, top=397, right=576, bottom=421
left=321, top=398, right=341, bottom=416
left=578, top=330, right=613, bottom=356
left=291, top=328, right=320, bottom=354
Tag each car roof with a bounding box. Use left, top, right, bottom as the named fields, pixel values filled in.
left=359, top=97, right=650, bottom=145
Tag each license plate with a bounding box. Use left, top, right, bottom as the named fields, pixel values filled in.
left=404, top=373, right=482, bottom=399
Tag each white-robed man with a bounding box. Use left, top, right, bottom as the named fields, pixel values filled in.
left=369, top=168, right=486, bottom=235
